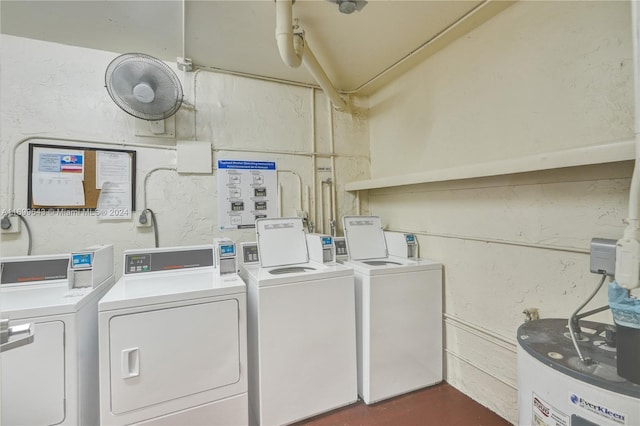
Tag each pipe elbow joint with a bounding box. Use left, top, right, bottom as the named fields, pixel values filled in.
left=276, top=33, right=304, bottom=68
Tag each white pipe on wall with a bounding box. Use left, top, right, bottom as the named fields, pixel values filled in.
left=615, top=2, right=640, bottom=293
left=443, top=313, right=517, bottom=351
left=626, top=0, right=640, bottom=221
left=275, top=0, right=303, bottom=68
left=319, top=180, right=325, bottom=234
left=384, top=228, right=590, bottom=255
left=444, top=349, right=517, bottom=390
left=274, top=0, right=347, bottom=111
left=310, top=88, right=318, bottom=233
left=328, top=102, right=338, bottom=230
left=277, top=169, right=303, bottom=213
left=301, top=46, right=347, bottom=112
left=305, top=184, right=311, bottom=224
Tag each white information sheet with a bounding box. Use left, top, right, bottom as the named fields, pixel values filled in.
left=217, top=160, right=278, bottom=230
left=31, top=172, right=85, bottom=206
left=96, top=151, right=131, bottom=189
left=96, top=182, right=132, bottom=220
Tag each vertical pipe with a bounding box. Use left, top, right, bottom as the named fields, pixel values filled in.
left=182, top=0, right=187, bottom=60
left=305, top=185, right=310, bottom=218
left=319, top=181, right=326, bottom=234
left=305, top=185, right=311, bottom=227
left=310, top=88, right=318, bottom=232
left=193, top=69, right=202, bottom=140
left=328, top=101, right=338, bottom=232
left=616, top=1, right=640, bottom=292
left=628, top=0, right=640, bottom=220
left=275, top=0, right=303, bottom=68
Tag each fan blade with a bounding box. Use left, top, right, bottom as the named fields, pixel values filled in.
left=105, top=53, right=183, bottom=121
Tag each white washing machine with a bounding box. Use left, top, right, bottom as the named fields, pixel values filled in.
left=518, top=318, right=640, bottom=426
left=98, top=245, right=248, bottom=426
left=1, top=245, right=115, bottom=425
left=239, top=217, right=357, bottom=426
left=341, top=216, right=443, bottom=405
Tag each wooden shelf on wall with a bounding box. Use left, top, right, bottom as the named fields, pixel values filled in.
left=345, top=139, right=635, bottom=191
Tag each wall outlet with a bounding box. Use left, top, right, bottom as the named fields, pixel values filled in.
left=136, top=211, right=153, bottom=228
left=1, top=216, right=21, bottom=234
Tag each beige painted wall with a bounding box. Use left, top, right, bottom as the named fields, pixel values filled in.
left=365, top=1, right=633, bottom=423
left=369, top=1, right=632, bottom=176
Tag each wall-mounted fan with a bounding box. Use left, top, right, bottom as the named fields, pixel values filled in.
left=326, top=0, right=367, bottom=14
left=105, top=53, right=183, bottom=122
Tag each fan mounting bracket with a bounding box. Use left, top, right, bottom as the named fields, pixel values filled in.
left=135, top=116, right=176, bottom=139
left=177, top=57, right=193, bottom=72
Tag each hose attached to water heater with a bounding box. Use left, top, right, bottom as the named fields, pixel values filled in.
left=567, top=273, right=608, bottom=364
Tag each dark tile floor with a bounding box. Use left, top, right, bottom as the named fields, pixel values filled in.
left=295, top=383, right=512, bottom=426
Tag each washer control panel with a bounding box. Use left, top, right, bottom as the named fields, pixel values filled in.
left=124, top=248, right=214, bottom=275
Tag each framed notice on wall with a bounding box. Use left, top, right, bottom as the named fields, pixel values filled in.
left=217, top=160, right=278, bottom=230
left=28, top=143, right=136, bottom=218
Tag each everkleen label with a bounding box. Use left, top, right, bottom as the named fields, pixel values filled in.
left=569, top=393, right=626, bottom=425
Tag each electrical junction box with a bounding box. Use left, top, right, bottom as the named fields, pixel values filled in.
left=177, top=140, right=212, bottom=174
left=590, top=238, right=617, bottom=276
left=1, top=216, right=21, bottom=234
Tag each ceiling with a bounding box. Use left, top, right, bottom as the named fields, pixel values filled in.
left=0, top=0, right=513, bottom=95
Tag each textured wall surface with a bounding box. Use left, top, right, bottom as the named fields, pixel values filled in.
left=0, top=35, right=370, bottom=276
left=365, top=1, right=633, bottom=423
left=369, top=1, right=632, bottom=177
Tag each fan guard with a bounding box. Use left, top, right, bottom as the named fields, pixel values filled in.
left=105, top=53, right=183, bottom=121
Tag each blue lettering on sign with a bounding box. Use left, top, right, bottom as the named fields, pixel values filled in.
left=406, top=234, right=416, bottom=243
left=570, top=394, right=626, bottom=424
left=218, top=160, right=276, bottom=170
left=322, top=236, right=333, bottom=246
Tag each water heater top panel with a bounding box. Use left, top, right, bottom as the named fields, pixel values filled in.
left=342, top=215, right=388, bottom=260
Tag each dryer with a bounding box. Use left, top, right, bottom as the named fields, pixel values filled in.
left=1, top=245, right=115, bottom=425
left=341, top=216, right=443, bottom=404
left=240, top=218, right=357, bottom=426
left=98, top=245, right=248, bottom=426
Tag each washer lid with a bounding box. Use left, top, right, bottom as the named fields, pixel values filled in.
left=343, top=215, right=388, bottom=260
left=256, top=217, right=309, bottom=268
